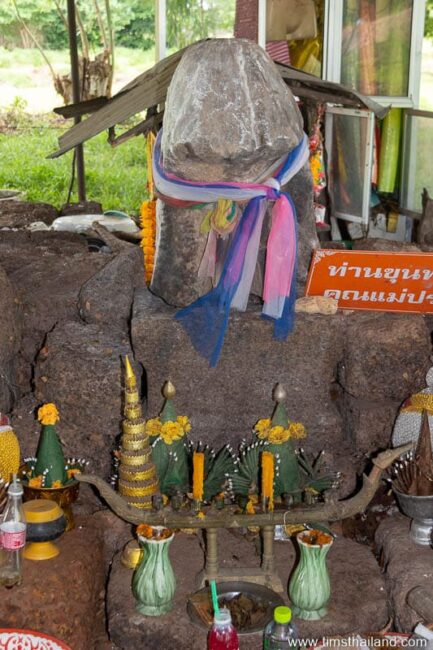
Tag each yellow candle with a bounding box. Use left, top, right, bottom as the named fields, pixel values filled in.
left=192, top=451, right=205, bottom=501
left=261, top=451, right=274, bottom=511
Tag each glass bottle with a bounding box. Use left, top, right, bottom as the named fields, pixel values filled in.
left=263, top=606, right=297, bottom=650
left=0, top=475, right=26, bottom=587
left=208, top=608, right=239, bottom=650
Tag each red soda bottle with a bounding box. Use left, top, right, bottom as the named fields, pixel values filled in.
left=208, top=608, right=239, bottom=650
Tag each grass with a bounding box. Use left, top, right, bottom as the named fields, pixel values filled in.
left=0, top=117, right=148, bottom=215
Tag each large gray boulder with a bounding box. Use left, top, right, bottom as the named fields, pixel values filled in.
left=162, top=38, right=303, bottom=182
left=151, top=38, right=318, bottom=307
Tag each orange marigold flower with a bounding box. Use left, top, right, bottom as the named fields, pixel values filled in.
left=28, top=475, right=43, bottom=488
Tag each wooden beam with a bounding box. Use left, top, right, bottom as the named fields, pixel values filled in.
left=50, top=48, right=184, bottom=158
left=108, top=110, right=163, bottom=147
left=54, top=96, right=110, bottom=119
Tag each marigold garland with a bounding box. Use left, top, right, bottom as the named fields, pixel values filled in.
left=140, top=200, right=157, bottom=284
left=140, top=131, right=157, bottom=285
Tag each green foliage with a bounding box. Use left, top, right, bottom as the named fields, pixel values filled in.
left=167, top=0, right=235, bottom=50
left=0, top=113, right=148, bottom=215
left=1, top=96, right=30, bottom=128
left=115, top=0, right=154, bottom=50
left=426, top=0, right=433, bottom=40
left=0, top=0, right=235, bottom=51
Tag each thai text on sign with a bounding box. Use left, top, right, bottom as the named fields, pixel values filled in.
left=305, top=250, right=433, bottom=313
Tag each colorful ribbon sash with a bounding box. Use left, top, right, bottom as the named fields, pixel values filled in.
left=152, top=130, right=309, bottom=367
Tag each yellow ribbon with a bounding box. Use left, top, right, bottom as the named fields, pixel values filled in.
left=200, top=199, right=238, bottom=235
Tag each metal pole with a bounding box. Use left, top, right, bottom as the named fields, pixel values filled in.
left=257, top=0, right=266, bottom=48
left=155, top=0, right=166, bottom=62
left=66, top=0, right=86, bottom=201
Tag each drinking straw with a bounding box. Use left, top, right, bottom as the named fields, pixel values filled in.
left=210, top=579, right=220, bottom=616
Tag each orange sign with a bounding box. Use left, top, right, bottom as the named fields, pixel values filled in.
left=305, top=249, right=433, bottom=313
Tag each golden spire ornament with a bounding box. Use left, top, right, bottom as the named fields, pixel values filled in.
left=117, top=356, right=159, bottom=509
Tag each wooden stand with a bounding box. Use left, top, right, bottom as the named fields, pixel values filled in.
left=195, top=525, right=284, bottom=593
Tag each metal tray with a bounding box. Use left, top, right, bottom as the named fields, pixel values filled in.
left=187, top=580, right=284, bottom=636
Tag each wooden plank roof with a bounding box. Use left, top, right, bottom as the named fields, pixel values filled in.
left=50, top=40, right=387, bottom=159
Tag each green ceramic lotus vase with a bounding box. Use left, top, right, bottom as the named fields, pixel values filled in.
left=132, top=527, right=176, bottom=616
left=288, top=531, right=333, bottom=620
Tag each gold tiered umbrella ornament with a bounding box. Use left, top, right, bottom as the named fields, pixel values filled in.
left=116, top=357, right=159, bottom=510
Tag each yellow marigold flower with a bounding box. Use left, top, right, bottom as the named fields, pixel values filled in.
left=51, top=480, right=63, bottom=489
left=254, top=418, right=271, bottom=434
left=289, top=422, right=307, bottom=439
left=145, top=417, right=161, bottom=437
left=67, top=468, right=81, bottom=479
left=38, top=403, right=60, bottom=426
left=196, top=511, right=205, bottom=519
left=28, top=475, right=43, bottom=488
left=268, top=426, right=290, bottom=445
left=246, top=499, right=256, bottom=514
left=177, top=415, right=191, bottom=433
left=160, top=421, right=184, bottom=445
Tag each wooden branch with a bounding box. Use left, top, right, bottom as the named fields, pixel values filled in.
left=93, top=0, right=108, bottom=49
left=11, top=0, right=57, bottom=81
left=75, top=4, right=90, bottom=60
left=52, top=0, right=69, bottom=31
left=286, top=84, right=360, bottom=107
left=103, top=0, right=114, bottom=94
left=76, top=443, right=413, bottom=528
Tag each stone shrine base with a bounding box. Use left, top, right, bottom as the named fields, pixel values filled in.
left=376, top=515, right=433, bottom=632
left=107, top=528, right=388, bottom=650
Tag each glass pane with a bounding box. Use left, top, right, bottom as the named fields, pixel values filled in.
left=341, top=0, right=413, bottom=97
left=326, top=110, right=372, bottom=223
left=266, top=0, right=325, bottom=75
left=402, top=113, right=433, bottom=211
left=167, top=0, right=236, bottom=51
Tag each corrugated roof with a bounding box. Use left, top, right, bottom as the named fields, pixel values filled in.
left=49, top=40, right=387, bottom=159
